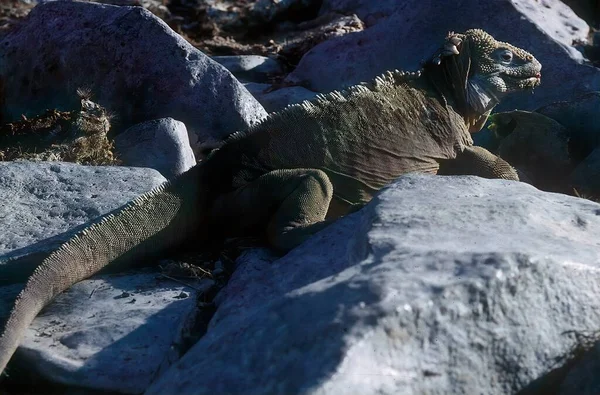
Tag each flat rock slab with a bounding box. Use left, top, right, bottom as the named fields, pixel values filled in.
left=287, top=0, right=599, bottom=112
left=147, top=174, right=600, bottom=395
left=0, top=162, right=166, bottom=284
left=0, top=271, right=213, bottom=394
left=0, top=1, right=266, bottom=145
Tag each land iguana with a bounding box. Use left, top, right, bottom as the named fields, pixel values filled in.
left=0, top=29, right=541, bottom=373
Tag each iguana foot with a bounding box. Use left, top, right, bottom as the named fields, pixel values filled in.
left=438, top=145, right=520, bottom=181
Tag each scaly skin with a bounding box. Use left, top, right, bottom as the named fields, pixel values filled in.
left=0, top=29, right=542, bottom=374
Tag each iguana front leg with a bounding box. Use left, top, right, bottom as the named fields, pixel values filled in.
left=210, top=168, right=333, bottom=252
left=437, top=145, right=521, bottom=180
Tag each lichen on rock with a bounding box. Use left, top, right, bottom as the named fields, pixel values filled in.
left=0, top=93, right=119, bottom=165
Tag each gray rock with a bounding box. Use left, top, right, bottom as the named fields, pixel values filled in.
left=244, top=83, right=318, bottom=112
left=0, top=271, right=213, bottom=394
left=0, top=162, right=166, bottom=285
left=318, top=0, right=406, bottom=26
left=114, top=118, right=196, bottom=179
left=0, top=1, right=267, bottom=147
left=320, top=0, right=589, bottom=41
left=286, top=0, right=599, bottom=112
left=146, top=174, right=600, bottom=395
left=536, top=92, right=600, bottom=159
left=276, top=13, right=365, bottom=63
left=205, top=0, right=322, bottom=30
left=211, top=55, right=283, bottom=83
left=250, top=0, right=321, bottom=25
left=491, top=111, right=574, bottom=193
left=78, top=0, right=171, bottom=18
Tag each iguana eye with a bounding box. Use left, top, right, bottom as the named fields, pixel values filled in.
left=499, top=50, right=513, bottom=63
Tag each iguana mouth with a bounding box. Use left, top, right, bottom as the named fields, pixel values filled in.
left=523, top=75, right=541, bottom=87
left=506, top=72, right=541, bottom=88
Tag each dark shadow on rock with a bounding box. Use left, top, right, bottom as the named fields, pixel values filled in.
left=516, top=333, right=600, bottom=395
left=158, top=275, right=385, bottom=394
left=148, top=212, right=401, bottom=394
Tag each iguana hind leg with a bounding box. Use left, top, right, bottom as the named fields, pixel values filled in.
left=211, top=168, right=333, bottom=252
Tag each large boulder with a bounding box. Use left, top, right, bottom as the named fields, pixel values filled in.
left=488, top=110, right=574, bottom=193
left=536, top=92, right=600, bottom=157
left=0, top=1, right=267, bottom=146
left=318, top=0, right=413, bottom=26
left=147, top=174, right=600, bottom=394
left=479, top=93, right=600, bottom=197
left=0, top=162, right=166, bottom=285
left=204, top=0, right=323, bottom=31
left=287, top=0, right=600, bottom=112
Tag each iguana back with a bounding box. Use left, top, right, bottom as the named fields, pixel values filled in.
left=206, top=75, right=471, bottom=213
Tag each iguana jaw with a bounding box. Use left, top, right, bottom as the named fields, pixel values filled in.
left=466, top=76, right=499, bottom=115
left=506, top=74, right=542, bottom=90
left=467, top=69, right=541, bottom=111
left=464, top=70, right=540, bottom=133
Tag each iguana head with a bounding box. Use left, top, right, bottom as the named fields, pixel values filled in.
left=428, top=29, right=542, bottom=132
left=462, top=29, right=541, bottom=106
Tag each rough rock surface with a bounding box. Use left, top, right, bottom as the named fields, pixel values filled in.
left=114, top=118, right=196, bottom=179
left=204, top=0, right=322, bottom=31
left=287, top=0, right=599, bottom=112
left=0, top=271, right=213, bottom=394
left=318, top=0, right=409, bottom=26
left=320, top=0, right=590, bottom=42
left=0, top=162, right=166, bottom=284
left=0, top=1, right=267, bottom=146
left=146, top=174, right=600, bottom=395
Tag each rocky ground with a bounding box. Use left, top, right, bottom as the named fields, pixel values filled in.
left=3, top=0, right=599, bottom=71
left=0, top=0, right=366, bottom=79
left=1, top=0, right=600, bottom=394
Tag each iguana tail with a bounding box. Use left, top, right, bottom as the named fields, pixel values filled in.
left=0, top=164, right=206, bottom=373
